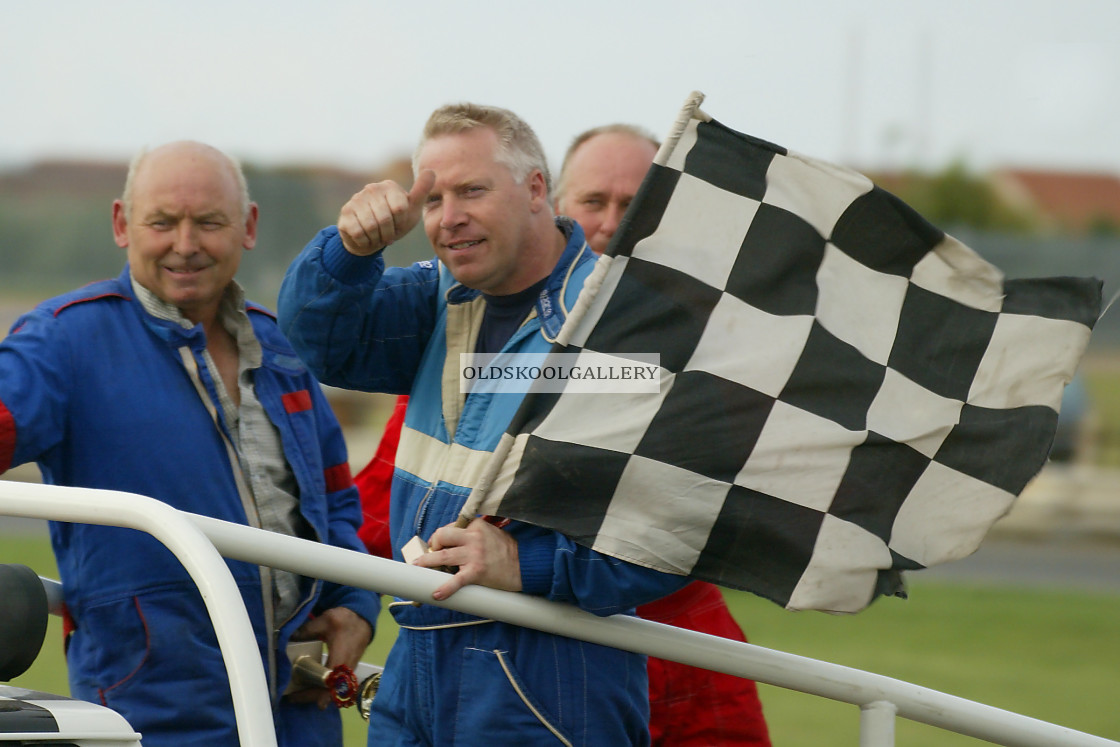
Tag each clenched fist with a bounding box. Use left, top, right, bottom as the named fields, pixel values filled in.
left=337, top=169, right=436, bottom=256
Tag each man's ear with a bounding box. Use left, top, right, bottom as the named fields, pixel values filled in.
left=527, top=169, right=549, bottom=213
left=111, top=200, right=129, bottom=248
left=242, top=203, right=260, bottom=251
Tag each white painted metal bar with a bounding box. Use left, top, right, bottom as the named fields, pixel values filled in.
left=861, top=700, right=898, bottom=747
left=38, top=572, right=64, bottom=613
left=188, top=511, right=1119, bottom=747
left=4, top=481, right=1118, bottom=747
left=0, top=482, right=277, bottom=747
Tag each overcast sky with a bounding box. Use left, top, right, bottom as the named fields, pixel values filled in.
left=2, top=0, right=1117, bottom=177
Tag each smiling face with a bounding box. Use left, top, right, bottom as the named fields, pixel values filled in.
left=555, top=131, right=657, bottom=254
left=418, top=127, right=552, bottom=295
left=112, top=142, right=257, bottom=325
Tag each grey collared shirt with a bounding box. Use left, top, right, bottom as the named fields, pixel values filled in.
left=132, top=277, right=306, bottom=625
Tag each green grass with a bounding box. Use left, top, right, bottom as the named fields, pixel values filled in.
left=725, top=582, right=1120, bottom=745
left=1085, top=363, right=1120, bottom=466
left=5, top=532, right=1119, bottom=746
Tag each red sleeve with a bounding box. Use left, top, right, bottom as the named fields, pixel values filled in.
left=355, top=395, right=408, bottom=559
left=0, top=399, right=15, bottom=474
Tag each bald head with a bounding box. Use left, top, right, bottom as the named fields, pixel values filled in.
left=111, top=140, right=258, bottom=327
left=554, top=126, right=658, bottom=254
left=121, top=141, right=250, bottom=221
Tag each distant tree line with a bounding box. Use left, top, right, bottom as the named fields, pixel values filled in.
left=1, top=158, right=1118, bottom=347
left=887, top=161, right=1037, bottom=234
left=0, top=158, right=432, bottom=308
left=874, top=161, right=1120, bottom=237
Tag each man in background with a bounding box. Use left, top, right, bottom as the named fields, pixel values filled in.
left=0, top=141, right=377, bottom=745
left=555, top=123, right=771, bottom=746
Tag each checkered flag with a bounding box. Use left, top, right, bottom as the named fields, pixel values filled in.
left=464, top=92, right=1101, bottom=613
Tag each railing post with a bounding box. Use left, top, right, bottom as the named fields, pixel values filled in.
left=0, top=483, right=277, bottom=747
left=861, top=700, right=898, bottom=747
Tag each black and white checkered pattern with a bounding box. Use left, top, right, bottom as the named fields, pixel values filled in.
left=469, top=94, right=1102, bottom=613
left=0, top=685, right=139, bottom=738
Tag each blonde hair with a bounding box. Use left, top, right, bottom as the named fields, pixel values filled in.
left=413, top=102, right=551, bottom=192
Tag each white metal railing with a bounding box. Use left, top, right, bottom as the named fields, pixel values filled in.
left=0, top=482, right=276, bottom=747
left=2, top=480, right=1117, bottom=747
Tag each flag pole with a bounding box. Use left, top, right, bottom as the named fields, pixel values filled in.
left=652, top=90, right=708, bottom=166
